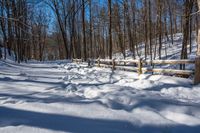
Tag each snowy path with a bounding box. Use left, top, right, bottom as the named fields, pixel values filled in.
left=0, top=60, right=200, bottom=133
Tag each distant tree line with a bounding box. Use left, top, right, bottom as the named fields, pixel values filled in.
left=0, top=0, right=49, bottom=62
left=0, top=0, right=199, bottom=63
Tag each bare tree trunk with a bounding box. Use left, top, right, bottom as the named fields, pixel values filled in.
left=108, top=0, right=112, bottom=59
left=144, top=0, right=148, bottom=59
left=51, top=0, right=69, bottom=59
left=123, top=3, right=126, bottom=59
left=89, top=0, right=93, bottom=58
left=148, top=0, right=152, bottom=61
left=197, top=0, right=200, bottom=55
left=181, top=0, right=193, bottom=69
left=131, top=1, right=137, bottom=59
left=189, top=15, right=192, bottom=54
left=124, top=0, right=134, bottom=58
left=164, top=10, right=169, bottom=41
left=167, top=1, right=174, bottom=45
left=114, top=3, right=125, bottom=58
left=173, top=5, right=177, bottom=34
left=158, top=0, right=162, bottom=59
left=82, top=0, right=87, bottom=61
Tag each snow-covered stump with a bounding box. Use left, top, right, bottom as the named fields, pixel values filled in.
left=194, top=56, right=200, bottom=85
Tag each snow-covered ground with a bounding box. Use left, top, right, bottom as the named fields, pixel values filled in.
left=0, top=32, right=199, bottom=133
left=113, top=32, right=197, bottom=60
left=0, top=59, right=200, bottom=133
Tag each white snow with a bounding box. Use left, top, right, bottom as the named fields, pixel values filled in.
left=113, top=32, right=197, bottom=61
left=0, top=32, right=200, bottom=133
left=0, top=59, right=200, bottom=133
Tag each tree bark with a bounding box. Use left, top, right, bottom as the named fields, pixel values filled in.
left=158, top=0, right=162, bottom=59
left=108, top=0, right=112, bottom=59
left=197, top=0, right=200, bottom=56
left=148, top=0, right=152, bottom=61
left=89, top=0, right=93, bottom=58
left=181, top=0, right=193, bottom=69
left=82, top=0, right=87, bottom=61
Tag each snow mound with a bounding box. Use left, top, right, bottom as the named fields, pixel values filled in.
left=161, top=87, right=200, bottom=102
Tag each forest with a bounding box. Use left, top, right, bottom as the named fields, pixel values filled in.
left=0, top=0, right=199, bottom=62
left=1, top=1, right=200, bottom=133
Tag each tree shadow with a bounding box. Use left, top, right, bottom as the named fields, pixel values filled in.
left=0, top=106, right=134, bottom=133
left=0, top=106, right=200, bottom=133
left=0, top=77, right=63, bottom=86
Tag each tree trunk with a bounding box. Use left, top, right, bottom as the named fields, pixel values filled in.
left=82, top=0, right=87, bottom=61
left=181, top=0, right=193, bottom=69
left=144, top=0, right=148, bottom=59
left=158, top=0, right=162, bottom=59
left=148, top=0, right=152, bottom=61
left=89, top=0, right=93, bottom=58
left=197, top=0, right=200, bottom=55
left=108, top=0, right=112, bottom=59
left=167, top=1, right=174, bottom=45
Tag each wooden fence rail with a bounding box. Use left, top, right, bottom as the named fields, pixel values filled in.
left=72, top=57, right=200, bottom=85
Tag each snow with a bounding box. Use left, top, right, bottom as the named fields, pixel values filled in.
left=0, top=59, right=200, bottom=133
left=113, top=32, right=197, bottom=61
left=0, top=32, right=200, bottom=132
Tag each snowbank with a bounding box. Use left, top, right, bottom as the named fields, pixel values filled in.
left=0, top=60, right=200, bottom=133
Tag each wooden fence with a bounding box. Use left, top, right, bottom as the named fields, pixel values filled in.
left=72, top=57, right=200, bottom=85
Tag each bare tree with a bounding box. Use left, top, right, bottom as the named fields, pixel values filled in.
left=48, top=0, right=69, bottom=59
left=82, top=0, right=86, bottom=61
left=108, top=0, right=112, bottom=59
left=181, top=0, right=194, bottom=69
left=197, top=0, right=200, bottom=55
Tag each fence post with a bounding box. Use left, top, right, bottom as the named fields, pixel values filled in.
left=98, top=58, right=100, bottom=67
left=194, top=56, right=200, bottom=85
left=138, top=58, right=142, bottom=75
left=88, top=58, right=91, bottom=67
left=112, top=59, right=116, bottom=70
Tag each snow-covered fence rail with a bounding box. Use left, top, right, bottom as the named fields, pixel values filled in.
left=142, top=59, right=195, bottom=76
left=72, top=59, right=83, bottom=63
left=72, top=57, right=200, bottom=84
left=143, top=60, right=195, bottom=65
